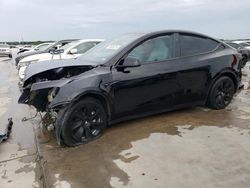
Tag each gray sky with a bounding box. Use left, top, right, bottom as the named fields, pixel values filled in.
left=0, top=0, right=249, bottom=41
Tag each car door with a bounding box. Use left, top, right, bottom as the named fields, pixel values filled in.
left=174, top=33, right=221, bottom=106
left=110, top=34, right=179, bottom=118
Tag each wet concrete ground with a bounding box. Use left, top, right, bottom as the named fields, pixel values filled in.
left=0, top=50, right=42, bottom=187
left=0, top=51, right=250, bottom=188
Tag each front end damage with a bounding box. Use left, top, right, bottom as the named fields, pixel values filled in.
left=19, top=65, right=94, bottom=111
left=18, top=65, right=96, bottom=143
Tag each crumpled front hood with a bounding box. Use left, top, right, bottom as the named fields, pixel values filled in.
left=20, top=53, right=52, bottom=63
left=24, top=58, right=98, bottom=82
left=16, top=50, right=46, bottom=61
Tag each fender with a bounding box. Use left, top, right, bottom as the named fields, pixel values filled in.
left=72, top=90, right=113, bottom=118
left=212, top=68, right=240, bottom=88
left=48, top=68, right=112, bottom=109
left=49, top=88, right=114, bottom=115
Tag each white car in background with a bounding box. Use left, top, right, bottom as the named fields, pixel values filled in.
left=0, top=44, right=12, bottom=58
left=17, top=43, right=52, bottom=55
left=18, top=39, right=104, bottom=80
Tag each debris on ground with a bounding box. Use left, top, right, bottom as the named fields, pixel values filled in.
left=0, top=118, right=13, bottom=143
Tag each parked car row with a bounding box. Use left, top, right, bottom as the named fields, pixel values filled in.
left=17, top=43, right=52, bottom=55
left=17, top=39, right=103, bottom=81
left=17, top=30, right=246, bottom=147
left=15, top=39, right=78, bottom=66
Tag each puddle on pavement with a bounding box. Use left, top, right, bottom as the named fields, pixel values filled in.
left=111, top=125, right=250, bottom=188
left=41, top=102, right=250, bottom=188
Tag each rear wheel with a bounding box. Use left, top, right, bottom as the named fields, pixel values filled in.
left=8, top=54, right=12, bottom=58
left=207, top=76, right=235, bottom=109
left=58, top=97, right=107, bottom=146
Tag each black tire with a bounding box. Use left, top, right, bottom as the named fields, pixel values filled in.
left=57, top=97, right=107, bottom=147
left=8, top=54, right=12, bottom=59
left=207, top=76, right=235, bottom=110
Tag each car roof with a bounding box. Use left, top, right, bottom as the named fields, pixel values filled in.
left=57, top=39, right=79, bottom=42
left=140, top=30, right=221, bottom=42
left=77, top=39, right=105, bottom=43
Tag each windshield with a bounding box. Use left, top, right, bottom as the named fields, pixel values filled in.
left=0, top=44, right=9, bottom=48
left=36, top=43, right=51, bottom=51
left=78, top=33, right=144, bottom=64
left=59, top=41, right=79, bottom=51
left=44, top=42, right=56, bottom=50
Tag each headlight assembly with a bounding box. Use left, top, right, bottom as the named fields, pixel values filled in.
left=19, top=60, right=38, bottom=67
left=48, top=88, right=60, bottom=102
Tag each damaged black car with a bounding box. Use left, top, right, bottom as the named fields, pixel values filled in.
left=19, top=30, right=243, bottom=146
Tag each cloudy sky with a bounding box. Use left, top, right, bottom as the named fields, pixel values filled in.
left=0, top=0, right=249, bottom=41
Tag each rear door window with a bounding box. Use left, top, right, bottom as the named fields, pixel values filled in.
left=180, top=34, right=219, bottom=57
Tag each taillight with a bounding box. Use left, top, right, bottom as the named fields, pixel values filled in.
left=231, top=55, right=237, bottom=68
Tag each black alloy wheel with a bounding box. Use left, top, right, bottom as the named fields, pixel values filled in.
left=59, top=98, right=107, bottom=146
left=207, top=76, right=235, bottom=110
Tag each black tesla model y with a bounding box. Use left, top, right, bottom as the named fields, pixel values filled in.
left=19, top=30, right=243, bottom=146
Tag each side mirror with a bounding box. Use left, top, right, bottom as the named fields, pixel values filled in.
left=69, top=48, right=78, bottom=54
left=34, top=48, right=39, bottom=51
left=117, top=56, right=141, bottom=68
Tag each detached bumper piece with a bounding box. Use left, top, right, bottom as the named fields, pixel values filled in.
left=0, top=118, right=13, bottom=144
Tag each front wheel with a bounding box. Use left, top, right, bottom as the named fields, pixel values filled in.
left=207, top=76, right=235, bottom=110
left=57, top=97, right=107, bottom=147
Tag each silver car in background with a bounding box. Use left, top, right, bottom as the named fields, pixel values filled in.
left=0, top=44, right=12, bottom=58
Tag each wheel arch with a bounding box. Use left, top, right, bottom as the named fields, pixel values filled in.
left=212, top=69, right=239, bottom=91
left=72, top=91, right=112, bottom=121
left=206, top=69, right=240, bottom=103
left=53, top=91, right=112, bottom=146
